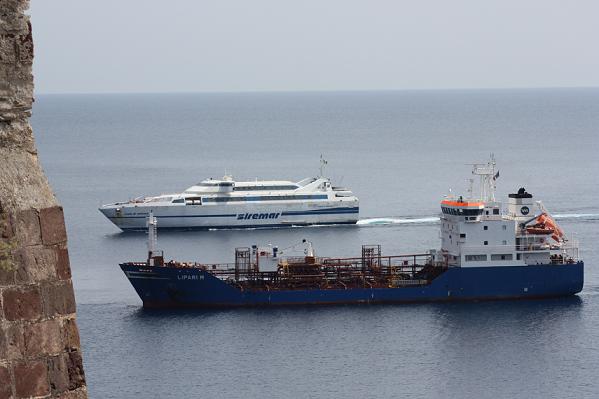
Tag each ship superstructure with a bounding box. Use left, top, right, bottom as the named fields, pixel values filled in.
left=99, top=161, right=359, bottom=230
left=120, top=157, right=583, bottom=308
left=439, top=157, right=578, bottom=269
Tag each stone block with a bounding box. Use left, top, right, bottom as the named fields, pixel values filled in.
left=0, top=263, right=15, bottom=285
left=0, top=208, right=15, bottom=240
left=0, top=324, right=6, bottom=359
left=56, top=387, right=88, bottom=399
left=66, top=350, right=85, bottom=390
left=3, top=322, right=24, bottom=360
left=22, top=318, right=62, bottom=357
left=13, top=208, right=40, bottom=246
left=39, top=206, right=67, bottom=245
left=0, top=323, right=7, bottom=360
left=14, top=246, right=57, bottom=283
left=2, top=285, right=42, bottom=321
left=0, top=364, right=12, bottom=399
left=61, top=317, right=81, bottom=350
left=16, top=21, right=33, bottom=64
left=41, top=281, right=76, bottom=317
left=14, top=360, right=49, bottom=398
left=0, top=37, right=17, bottom=63
left=55, top=247, right=71, bottom=280
left=48, top=354, right=69, bottom=395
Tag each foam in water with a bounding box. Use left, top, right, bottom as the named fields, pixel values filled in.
left=357, top=213, right=599, bottom=227
left=357, top=217, right=440, bottom=226
left=554, top=213, right=599, bottom=220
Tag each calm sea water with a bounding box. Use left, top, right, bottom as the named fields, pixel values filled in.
left=32, top=89, right=599, bottom=398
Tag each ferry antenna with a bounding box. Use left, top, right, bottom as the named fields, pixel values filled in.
left=319, top=154, right=328, bottom=177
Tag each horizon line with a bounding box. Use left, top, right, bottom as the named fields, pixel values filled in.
left=34, top=85, right=599, bottom=96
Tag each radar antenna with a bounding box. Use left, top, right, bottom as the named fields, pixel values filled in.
left=319, top=154, right=328, bottom=178
left=467, top=154, right=498, bottom=203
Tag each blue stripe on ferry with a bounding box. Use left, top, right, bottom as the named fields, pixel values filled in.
left=281, top=207, right=359, bottom=216
left=108, top=214, right=237, bottom=219
left=119, top=221, right=359, bottom=231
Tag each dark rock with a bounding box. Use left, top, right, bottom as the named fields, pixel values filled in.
left=48, top=354, right=69, bottom=395
left=66, top=350, right=86, bottom=390
left=61, top=317, right=81, bottom=351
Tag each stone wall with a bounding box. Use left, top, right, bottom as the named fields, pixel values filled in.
left=1, top=1, right=87, bottom=398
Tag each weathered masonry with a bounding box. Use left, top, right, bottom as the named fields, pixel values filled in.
left=1, top=1, right=87, bottom=397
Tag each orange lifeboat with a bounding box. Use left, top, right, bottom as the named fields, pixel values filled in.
left=525, top=223, right=554, bottom=235
left=534, top=213, right=565, bottom=242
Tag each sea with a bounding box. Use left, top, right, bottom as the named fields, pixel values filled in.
left=32, top=89, right=599, bottom=398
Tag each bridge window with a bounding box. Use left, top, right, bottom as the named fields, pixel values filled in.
left=203, top=194, right=328, bottom=203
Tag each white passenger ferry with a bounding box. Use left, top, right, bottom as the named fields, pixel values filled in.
left=99, top=165, right=359, bottom=231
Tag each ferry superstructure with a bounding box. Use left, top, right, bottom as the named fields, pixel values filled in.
left=99, top=172, right=359, bottom=231
left=120, top=157, right=583, bottom=307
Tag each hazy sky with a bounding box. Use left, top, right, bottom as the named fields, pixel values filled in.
left=30, top=0, right=599, bottom=94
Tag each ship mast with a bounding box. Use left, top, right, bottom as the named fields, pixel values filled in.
left=319, top=154, right=328, bottom=178
left=147, top=211, right=158, bottom=262
left=469, top=154, right=498, bottom=203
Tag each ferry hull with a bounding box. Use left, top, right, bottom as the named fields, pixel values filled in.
left=100, top=203, right=359, bottom=230
left=121, top=262, right=584, bottom=308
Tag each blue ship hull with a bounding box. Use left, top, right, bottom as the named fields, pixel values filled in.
left=121, top=262, right=584, bottom=308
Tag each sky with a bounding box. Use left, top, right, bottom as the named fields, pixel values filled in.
left=30, top=0, right=599, bottom=94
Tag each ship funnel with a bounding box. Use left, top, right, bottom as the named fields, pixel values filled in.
left=508, top=187, right=534, bottom=219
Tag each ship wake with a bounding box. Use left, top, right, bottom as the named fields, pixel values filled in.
left=357, top=212, right=599, bottom=227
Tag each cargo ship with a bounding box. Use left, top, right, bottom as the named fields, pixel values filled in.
left=120, top=158, right=583, bottom=308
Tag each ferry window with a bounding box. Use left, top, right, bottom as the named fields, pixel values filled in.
left=502, top=225, right=507, bottom=230
left=234, top=185, right=298, bottom=191
left=172, top=198, right=184, bottom=204
left=517, top=254, right=522, bottom=260
left=493, top=209, right=500, bottom=215
left=484, top=241, right=488, bottom=245
left=483, top=226, right=488, bottom=230
left=491, top=254, right=513, bottom=261
left=502, top=240, right=507, bottom=245
left=460, top=233, right=466, bottom=238
left=485, top=210, right=489, bottom=215
left=202, top=194, right=327, bottom=203
left=466, top=254, right=487, bottom=261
